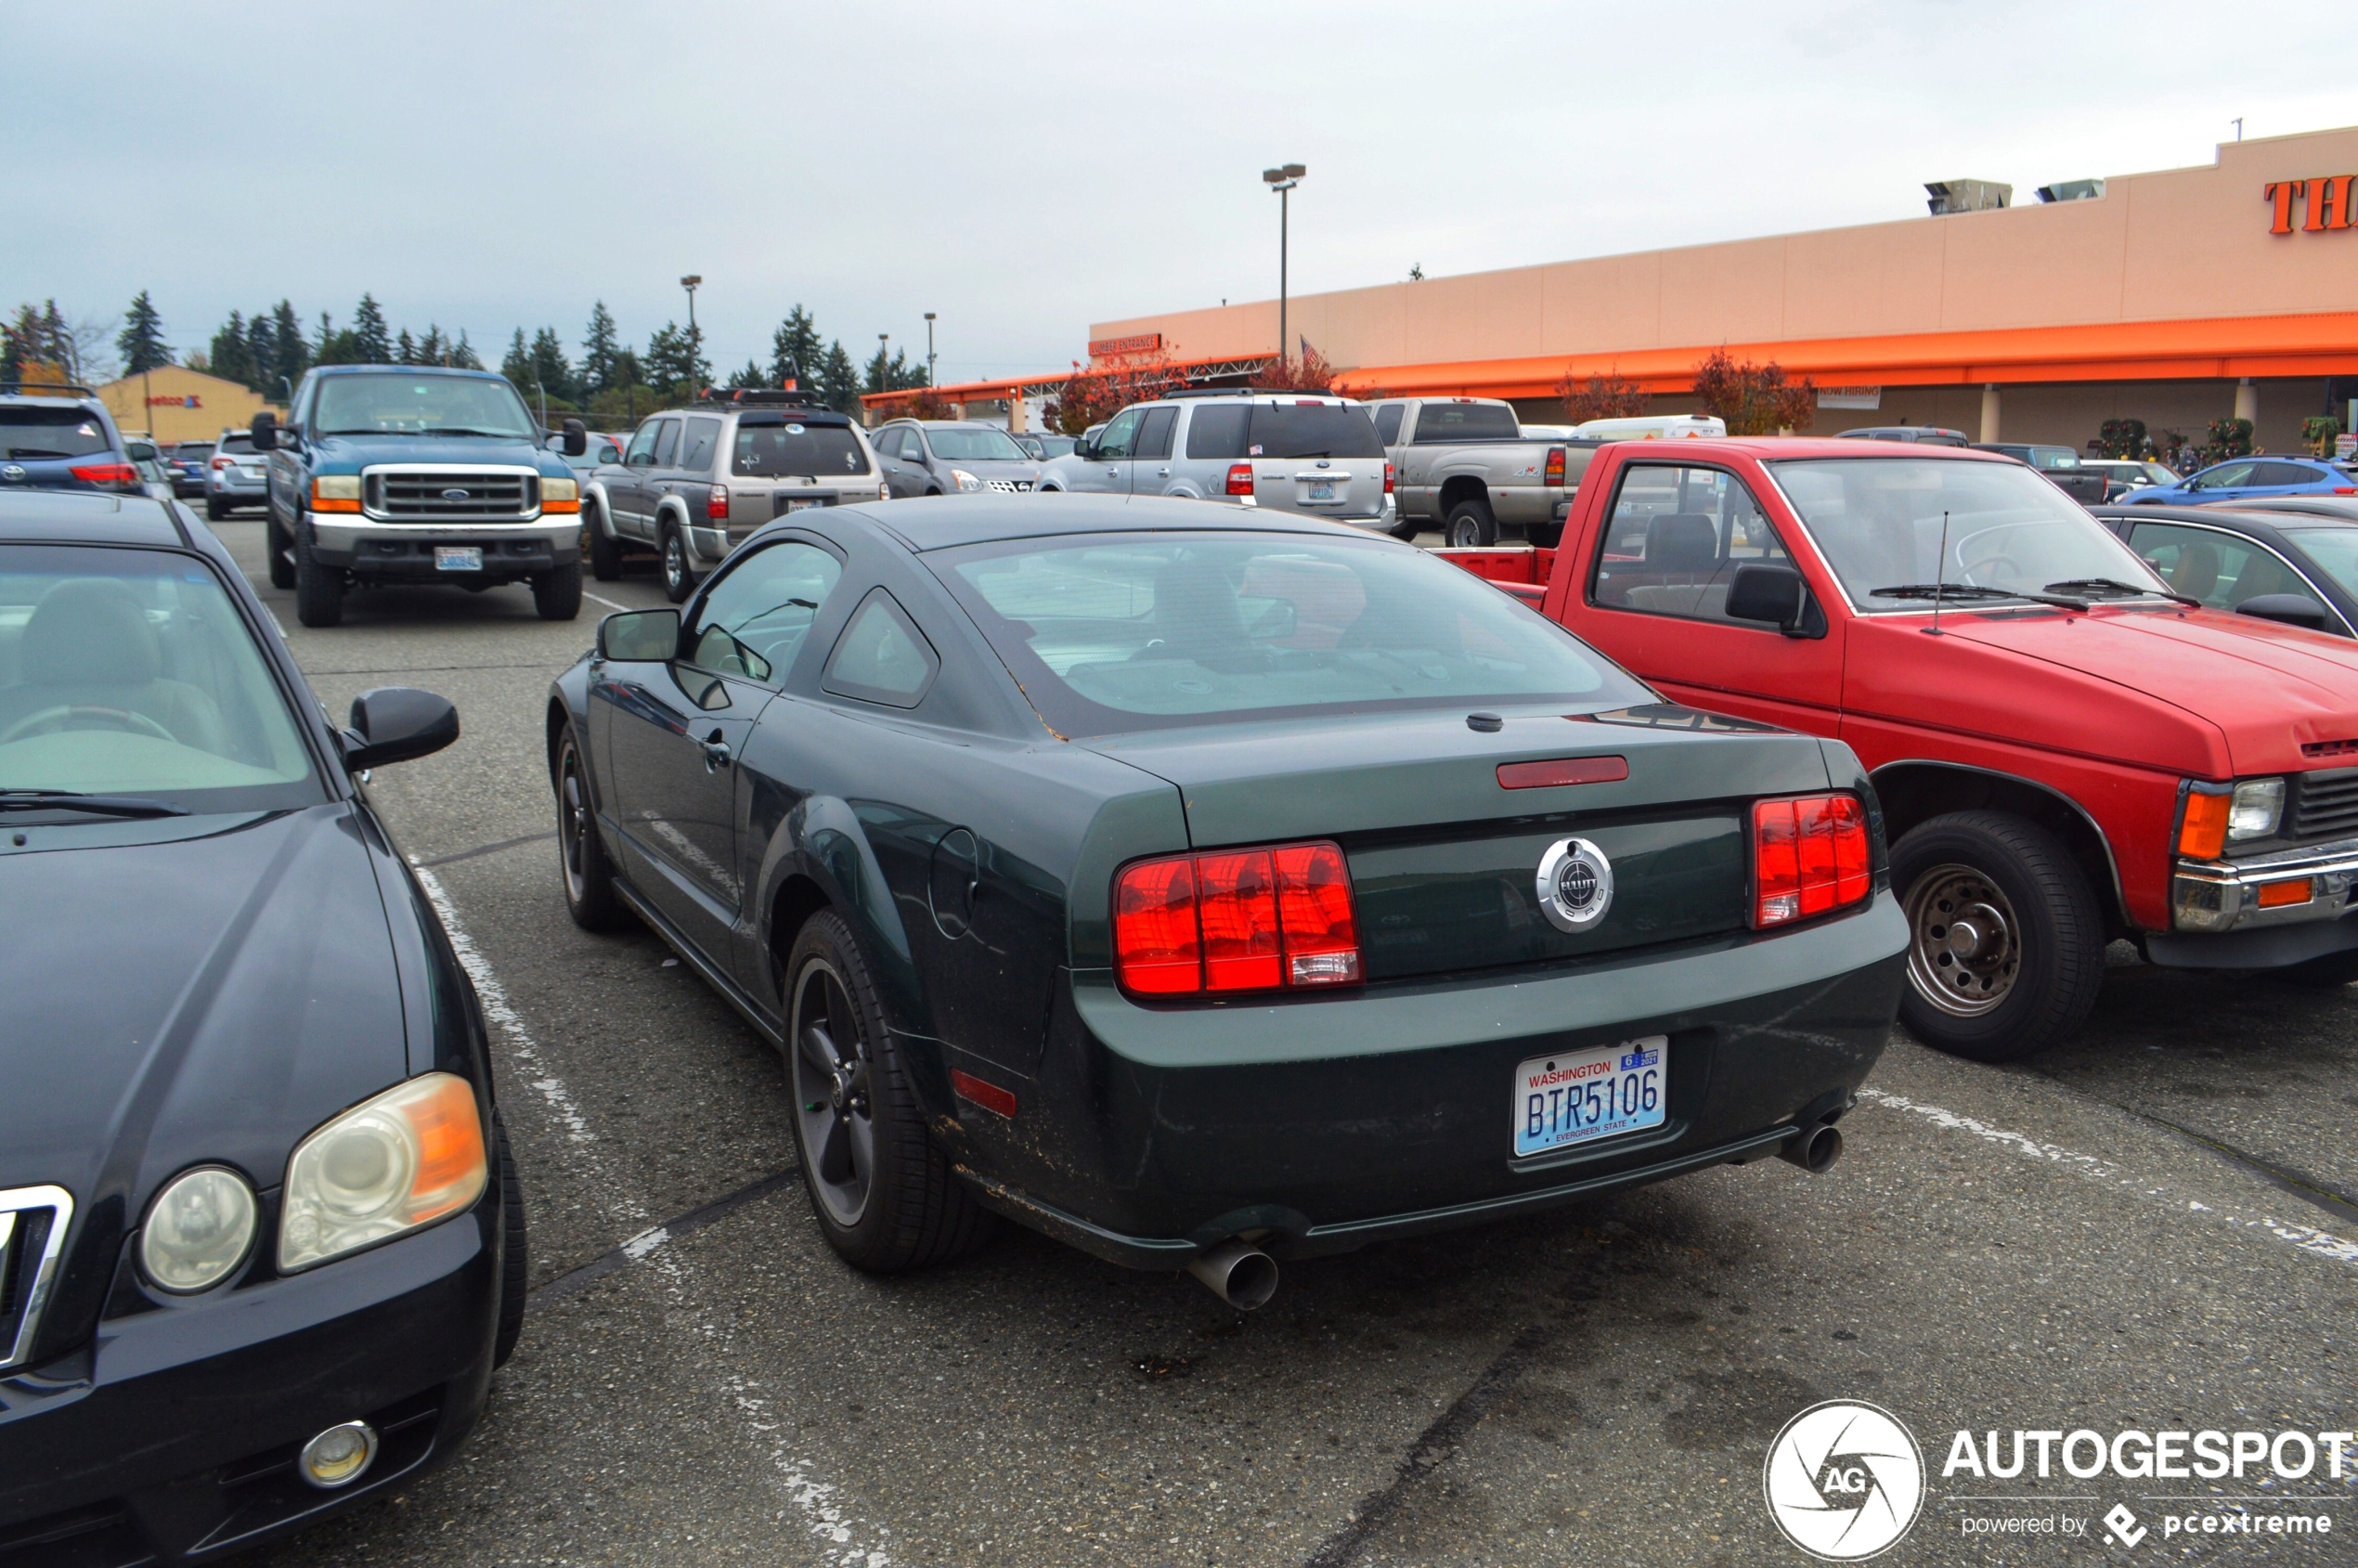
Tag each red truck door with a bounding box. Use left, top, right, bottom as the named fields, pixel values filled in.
left=1552, top=453, right=1846, bottom=735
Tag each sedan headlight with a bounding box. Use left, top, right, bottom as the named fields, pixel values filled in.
left=279, top=1072, right=486, bottom=1273
left=952, top=468, right=982, bottom=492
left=141, top=1166, right=258, bottom=1292
left=2229, top=778, right=2285, bottom=840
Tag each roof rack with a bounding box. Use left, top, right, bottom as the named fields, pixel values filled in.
left=0, top=382, right=99, bottom=398
left=1160, top=386, right=1338, bottom=400
left=699, top=386, right=823, bottom=407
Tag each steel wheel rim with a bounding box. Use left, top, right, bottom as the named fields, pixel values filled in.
left=663, top=535, right=685, bottom=594
left=558, top=745, right=590, bottom=901
left=789, top=959, right=874, bottom=1227
left=1903, top=862, right=2021, bottom=1017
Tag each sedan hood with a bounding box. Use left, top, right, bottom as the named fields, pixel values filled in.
left=0, top=805, right=410, bottom=1212
left=1943, top=604, right=2358, bottom=773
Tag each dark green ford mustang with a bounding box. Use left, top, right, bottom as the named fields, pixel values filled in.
left=546, top=495, right=1907, bottom=1303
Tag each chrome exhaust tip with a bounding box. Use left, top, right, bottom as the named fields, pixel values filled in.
left=1778, top=1121, right=1844, bottom=1173
left=1186, top=1239, right=1278, bottom=1310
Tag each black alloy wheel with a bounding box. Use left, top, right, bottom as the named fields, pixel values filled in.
left=266, top=512, right=296, bottom=589
left=1890, top=810, right=2104, bottom=1062
left=293, top=524, right=343, bottom=628
left=784, top=912, right=993, bottom=1272
left=556, top=728, right=628, bottom=931
left=660, top=525, right=693, bottom=603
left=586, top=504, right=622, bottom=580
left=493, top=1111, right=528, bottom=1367
left=1445, top=499, right=1498, bottom=548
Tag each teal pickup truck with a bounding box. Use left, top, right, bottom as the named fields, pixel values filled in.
left=255, top=364, right=589, bottom=627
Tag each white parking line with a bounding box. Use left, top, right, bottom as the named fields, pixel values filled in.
left=1859, top=1087, right=2358, bottom=1271
left=586, top=591, right=630, bottom=612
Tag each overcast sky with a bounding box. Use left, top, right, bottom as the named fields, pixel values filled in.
left=10, top=2, right=2349, bottom=388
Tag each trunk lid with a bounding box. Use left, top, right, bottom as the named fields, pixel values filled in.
left=1083, top=704, right=1833, bottom=979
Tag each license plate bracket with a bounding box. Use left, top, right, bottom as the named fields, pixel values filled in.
left=1512, top=1038, right=1667, bottom=1158
left=774, top=493, right=829, bottom=517
left=1305, top=480, right=1336, bottom=501
left=434, top=546, right=484, bottom=572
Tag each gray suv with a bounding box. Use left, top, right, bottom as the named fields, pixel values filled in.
left=206, top=429, right=269, bottom=520
left=1034, top=391, right=1391, bottom=526
left=871, top=420, right=1041, bottom=497
left=583, top=393, right=886, bottom=601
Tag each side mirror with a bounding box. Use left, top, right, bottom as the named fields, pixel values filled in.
left=1725, top=563, right=1808, bottom=630
left=597, top=607, right=682, bottom=662
left=562, top=417, right=588, bottom=457
left=251, top=410, right=278, bottom=452
left=1074, top=438, right=1098, bottom=461
left=340, top=687, right=459, bottom=771
left=2235, top=593, right=2331, bottom=631
left=127, top=441, right=156, bottom=460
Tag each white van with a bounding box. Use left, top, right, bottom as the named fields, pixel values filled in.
left=1572, top=414, right=1728, bottom=441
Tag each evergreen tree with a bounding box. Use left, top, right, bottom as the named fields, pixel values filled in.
left=449, top=330, right=482, bottom=369
left=314, top=307, right=359, bottom=366
left=864, top=345, right=927, bottom=396
left=725, top=358, right=766, bottom=390
left=419, top=325, right=448, bottom=367
left=2, top=305, right=38, bottom=381
left=118, top=290, right=171, bottom=373
left=246, top=312, right=279, bottom=395
left=210, top=311, right=256, bottom=389
left=579, top=301, right=619, bottom=395
left=645, top=321, right=705, bottom=394
left=818, top=340, right=861, bottom=415
left=770, top=305, right=823, bottom=390
left=40, top=302, right=83, bottom=382
left=500, top=328, right=532, bottom=388
left=528, top=327, right=574, bottom=403
left=350, top=293, right=394, bottom=364
left=610, top=346, right=644, bottom=391
left=395, top=328, right=417, bottom=366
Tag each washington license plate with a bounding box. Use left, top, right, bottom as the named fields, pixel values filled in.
left=1305, top=480, right=1336, bottom=501
left=1512, top=1038, right=1667, bottom=1158
left=434, top=546, right=483, bottom=572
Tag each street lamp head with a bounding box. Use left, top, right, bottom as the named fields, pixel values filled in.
left=1282, top=163, right=1305, bottom=179
left=680, top=275, right=702, bottom=289
left=924, top=312, right=937, bottom=322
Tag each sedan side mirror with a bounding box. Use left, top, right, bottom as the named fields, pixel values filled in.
left=251, top=410, right=278, bottom=452
left=2235, top=593, right=2331, bottom=631
left=561, top=417, right=588, bottom=457
left=1725, top=563, right=1808, bottom=631
left=597, top=606, right=682, bottom=662
left=341, top=687, right=459, bottom=771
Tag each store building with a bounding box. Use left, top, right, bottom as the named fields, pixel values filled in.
left=94, top=365, right=277, bottom=445
left=1072, top=124, right=2358, bottom=455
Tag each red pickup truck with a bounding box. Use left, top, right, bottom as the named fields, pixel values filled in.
left=1439, top=436, right=2358, bottom=1061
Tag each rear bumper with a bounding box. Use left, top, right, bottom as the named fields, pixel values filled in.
left=0, top=1199, right=499, bottom=1563
left=309, top=517, right=582, bottom=577
left=941, top=893, right=1909, bottom=1265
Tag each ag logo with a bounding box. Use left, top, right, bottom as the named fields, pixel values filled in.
left=1535, top=836, right=1613, bottom=933
left=1763, top=1400, right=1924, bottom=1561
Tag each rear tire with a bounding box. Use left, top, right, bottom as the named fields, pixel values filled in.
left=533, top=561, right=583, bottom=620
left=293, top=525, right=343, bottom=628
left=1528, top=523, right=1565, bottom=550
left=266, top=512, right=296, bottom=589
left=556, top=725, right=630, bottom=932
left=586, top=504, right=622, bottom=581
left=1890, top=811, right=2104, bottom=1062
left=493, top=1112, right=528, bottom=1368
left=660, top=524, right=694, bottom=603
left=1445, top=499, right=1497, bottom=548
left=1388, top=519, right=1420, bottom=541
left=785, top=911, right=995, bottom=1273
left=207, top=497, right=229, bottom=524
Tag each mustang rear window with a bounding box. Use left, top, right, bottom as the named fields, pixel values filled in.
left=733, top=424, right=871, bottom=478
left=935, top=533, right=1647, bottom=736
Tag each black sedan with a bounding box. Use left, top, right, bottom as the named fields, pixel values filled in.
left=0, top=491, right=522, bottom=1559
left=548, top=495, right=1908, bottom=1306
left=2092, top=502, right=2358, bottom=636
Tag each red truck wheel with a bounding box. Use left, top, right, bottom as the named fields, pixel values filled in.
left=1890, top=811, right=2104, bottom=1061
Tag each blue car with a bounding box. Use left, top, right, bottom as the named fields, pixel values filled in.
left=0, top=385, right=142, bottom=498
left=2120, top=454, right=2358, bottom=505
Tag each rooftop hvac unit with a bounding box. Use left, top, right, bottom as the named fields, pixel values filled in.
left=2035, top=179, right=2105, bottom=203
left=1924, top=179, right=2012, bottom=214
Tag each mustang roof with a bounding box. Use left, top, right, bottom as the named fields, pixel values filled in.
left=0, top=489, right=189, bottom=547
left=852, top=493, right=1387, bottom=552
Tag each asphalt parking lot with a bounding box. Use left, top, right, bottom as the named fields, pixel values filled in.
left=208, top=514, right=2358, bottom=1567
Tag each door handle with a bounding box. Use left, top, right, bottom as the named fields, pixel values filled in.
left=701, top=728, right=732, bottom=770
left=1156, top=468, right=1170, bottom=476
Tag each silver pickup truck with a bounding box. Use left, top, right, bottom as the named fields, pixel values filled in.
left=1364, top=396, right=1597, bottom=547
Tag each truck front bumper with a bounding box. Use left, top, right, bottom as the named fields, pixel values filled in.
left=307, top=517, right=583, bottom=580
left=2152, top=836, right=2358, bottom=966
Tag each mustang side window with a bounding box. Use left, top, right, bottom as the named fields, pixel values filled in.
left=2127, top=523, right=2312, bottom=613
left=1589, top=464, right=1793, bottom=626
left=822, top=589, right=939, bottom=709
left=686, top=540, right=844, bottom=685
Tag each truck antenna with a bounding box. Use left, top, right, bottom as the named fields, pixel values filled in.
left=1927, top=510, right=1951, bottom=637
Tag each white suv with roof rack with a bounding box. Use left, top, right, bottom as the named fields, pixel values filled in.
left=1033, top=390, right=1393, bottom=528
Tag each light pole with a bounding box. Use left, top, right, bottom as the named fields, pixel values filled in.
left=1262, top=163, right=1304, bottom=367
left=924, top=312, right=937, bottom=388
left=680, top=275, right=702, bottom=392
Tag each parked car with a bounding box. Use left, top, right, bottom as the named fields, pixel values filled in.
left=1364, top=395, right=1587, bottom=546
left=0, top=486, right=519, bottom=1562
left=1835, top=426, right=1971, bottom=446
left=547, top=427, right=623, bottom=485
left=1519, top=422, right=1575, bottom=440
left=872, top=420, right=1041, bottom=499
left=1432, top=438, right=2358, bottom=1060
left=169, top=440, right=215, bottom=498
left=1970, top=443, right=2108, bottom=506
left=1011, top=431, right=1078, bottom=461
left=2079, top=458, right=2181, bottom=502
left=257, top=364, right=590, bottom=627
left=1038, top=391, right=1393, bottom=533
left=2118, top=455, right=2358, bottom=506
left=549, top=494, right=1905, bottom=1302
left=1574, top=415, right=1728, bottom=441
left=207, top=429, right=270, bottom=521
left=0, top=384, right=141, bottom=498
left=584, top=391, right=886, bottom=602
left=2092, top=503, right=2358, bottom=637
left=123, top=438, right=181, bottom=503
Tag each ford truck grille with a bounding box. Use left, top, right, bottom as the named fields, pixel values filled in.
left=364, top=468, right=536, bottom=520
left=0, top=1186, right=72, bottom=1371
left=2292, top=767, right=2358, bottom=841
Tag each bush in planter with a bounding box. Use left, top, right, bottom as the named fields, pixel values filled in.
left=2302, top=414, right=2340, bottom=458
left=2096, top=418, right=2148, bottom=460
left=2202, top=417, right=2255, bottom=465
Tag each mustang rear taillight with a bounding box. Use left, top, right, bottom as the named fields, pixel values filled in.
left=1544, top=446, right=1565, bottom=486
left=1225, top=462, right=1255, bottom=497
left=1114, top=841, right=1361, bottom=996
left=1752, top=795, right=1869, bottom=927
left=707, top=484, right=730, bottom=520
left=71, top=463, right=137, bottom=487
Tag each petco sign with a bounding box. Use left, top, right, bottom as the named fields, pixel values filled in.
left=147, top=394, right=201, bottom=408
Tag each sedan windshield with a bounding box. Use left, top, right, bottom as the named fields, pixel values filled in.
left=937, top=533, right=1649, bottom=737
left=1768, top=458, right=2170, bottom=611
left=314, top=374, right=537, bottom=438
left=0, top=546, right=321, bottom=809
left=924, top=427, right=1030, bottom=462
